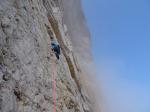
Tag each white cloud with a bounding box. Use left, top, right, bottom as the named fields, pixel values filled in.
left=95, top=58, right=150, bottom=112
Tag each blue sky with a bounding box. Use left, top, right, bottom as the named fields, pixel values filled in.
left=82, top=0, right=150, bottom=112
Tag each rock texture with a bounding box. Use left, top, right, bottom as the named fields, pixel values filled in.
left=0, top=0, right=95, bottom=112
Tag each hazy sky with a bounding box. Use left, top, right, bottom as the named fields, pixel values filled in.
left=82, top=0, right=150, bottom=112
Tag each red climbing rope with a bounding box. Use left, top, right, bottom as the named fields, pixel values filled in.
left=52, top=61, right=57, bottom=112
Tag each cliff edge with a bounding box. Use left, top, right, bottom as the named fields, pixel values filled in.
left=0, top=0, right=95, bottom=112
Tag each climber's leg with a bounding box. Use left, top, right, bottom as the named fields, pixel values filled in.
left=55, top=53, right=60, bottom=60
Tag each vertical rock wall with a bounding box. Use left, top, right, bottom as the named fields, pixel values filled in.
left=0, top=0, right=95, bottom=112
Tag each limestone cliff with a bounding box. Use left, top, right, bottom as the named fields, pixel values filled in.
left=0, top=0, right=95, bottom=112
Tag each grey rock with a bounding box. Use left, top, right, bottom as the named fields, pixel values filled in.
left=0, top=0, right=96, bottom=112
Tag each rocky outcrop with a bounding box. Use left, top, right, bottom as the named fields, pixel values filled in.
left=0, top=0, right=95, bottom=112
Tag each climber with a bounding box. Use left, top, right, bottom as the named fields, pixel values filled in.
left=50, top=37, right=61, bottom=60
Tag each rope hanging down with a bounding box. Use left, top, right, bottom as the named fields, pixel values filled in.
left=52, top=61, right=57, bottom=112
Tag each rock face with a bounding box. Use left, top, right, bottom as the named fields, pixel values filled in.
left=0, top=0, right=95, bottom=112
